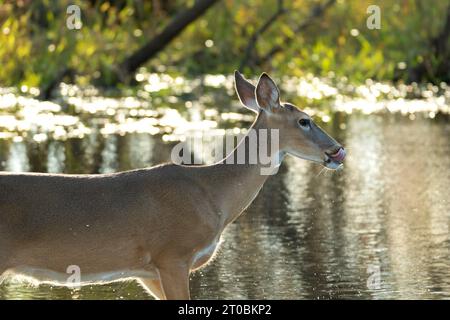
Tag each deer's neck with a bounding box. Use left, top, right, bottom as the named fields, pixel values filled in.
left=206, top=112, right=284, bottom=226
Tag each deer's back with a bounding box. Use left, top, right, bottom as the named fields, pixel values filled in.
left=0, top=165, right=220, bottom=273
left=0, top=166, right=219, bottom=265
left=0, top=166, right=208, bottom=230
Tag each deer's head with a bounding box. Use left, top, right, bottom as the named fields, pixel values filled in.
left=234, top=71, right=346, bottom=170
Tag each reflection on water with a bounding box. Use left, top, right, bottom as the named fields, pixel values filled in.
left=0, top=111, right=448, bottom=299
left=0, top=75, right=449, bottom=299
left=1, top=74, right=450, bottom=143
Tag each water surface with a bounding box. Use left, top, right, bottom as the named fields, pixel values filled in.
left=0, top=77, right=449, bottom=299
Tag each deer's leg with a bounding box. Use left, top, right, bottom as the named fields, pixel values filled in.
left=0, top=247, right=10, bottom=286
left=0, top=262, right=10, bottom=294
left=0, top=267, right=6, bottom=286
left=138, top=277, right=166, bottom=300
left=157, top=262, right=190, bottom=300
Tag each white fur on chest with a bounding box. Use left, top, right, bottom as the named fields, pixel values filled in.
left=192, top=238, right=222, bottom=269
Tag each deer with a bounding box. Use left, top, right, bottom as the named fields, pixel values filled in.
left=0, top=71, right=345, bottom=300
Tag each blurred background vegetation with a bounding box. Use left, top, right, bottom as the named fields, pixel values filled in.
left=1, top=0, right=449, bottom=98
left=1, top=1, right=450, bottom=301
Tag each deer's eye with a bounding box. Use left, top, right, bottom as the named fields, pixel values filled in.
left=298, top=118, right=310, bottom=128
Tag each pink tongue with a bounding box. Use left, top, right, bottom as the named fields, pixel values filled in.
left=331, top=148, right=346, bottom=162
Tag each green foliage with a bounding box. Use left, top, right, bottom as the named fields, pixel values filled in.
left=0, top=0, right=449, bottom=91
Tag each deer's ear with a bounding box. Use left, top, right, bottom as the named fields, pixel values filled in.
left=234, top=70, right=259, bottom=113
left=256, top=73, right=280, bottom=112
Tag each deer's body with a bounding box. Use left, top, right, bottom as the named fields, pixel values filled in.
left=0, top=165, right=219, bottom=275
left=0, top=72, right=345, bottom=299
left=0, top=121, right=272, bottom=298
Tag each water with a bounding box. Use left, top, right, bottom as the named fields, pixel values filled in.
left=0, top=76, right=449, bottom=299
